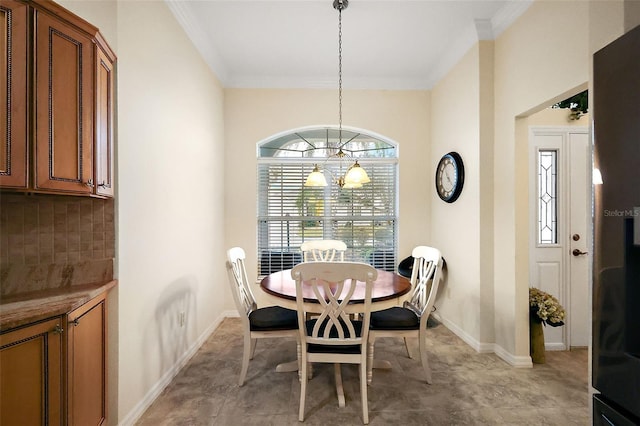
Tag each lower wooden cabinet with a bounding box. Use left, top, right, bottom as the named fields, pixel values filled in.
left=0, top=292, right=108, bottom=426
left=67, top=292, right=108, bottom=426
left=0, top=317, right=64, bottom=426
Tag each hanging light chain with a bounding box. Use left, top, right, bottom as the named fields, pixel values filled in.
left=302, top=0, right=370, bottom=189
left=338, top=3, right=343, bottom=144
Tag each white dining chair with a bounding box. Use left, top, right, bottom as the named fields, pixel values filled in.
left=367, top=245, right=442, bottom=385
left=226, top=247, right=299, bottom=386
left=292, top=261, right=377, bottom=424
left=300, top=239, right=347, bottom=262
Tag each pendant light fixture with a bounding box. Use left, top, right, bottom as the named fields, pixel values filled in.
left=304, top=0, right=370, bottom=189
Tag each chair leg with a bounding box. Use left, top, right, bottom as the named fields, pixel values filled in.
left=404, top=337, right=414, bottom=359
left=296, top=341, right=302, bottom=382
left=360, top=357, right=369, bottom=424
left=250, top=338, right=258, bottom=360
left=367, top=336, right=375, bottom=385
left=299, top=354, right=308, bottom=422
left=419, top=331, right=432, bottom=384
left=239, top=333, right=252, bottom=386
left=334, top=364, right=345, bottom=408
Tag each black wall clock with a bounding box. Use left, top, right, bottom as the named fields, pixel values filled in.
left=435, top=151, right=465, bottom=203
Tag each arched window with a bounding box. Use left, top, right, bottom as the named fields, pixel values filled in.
left=257, top=126, right=398, bottom=275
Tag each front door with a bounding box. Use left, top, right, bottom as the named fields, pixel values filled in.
left=529, top=126, right=590, bottom=349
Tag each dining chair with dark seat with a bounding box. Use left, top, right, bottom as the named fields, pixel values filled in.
left=292, top=261, right=377, bottom=424
left=367, top=245, right=442, bottom=385
left=226, top=247, right=299, bottom=386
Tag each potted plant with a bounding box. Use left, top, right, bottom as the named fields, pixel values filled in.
left=529, top=287, right=566, bottom=363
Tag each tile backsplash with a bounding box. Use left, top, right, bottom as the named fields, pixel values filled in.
left=0, top=193, right=115, bottom=298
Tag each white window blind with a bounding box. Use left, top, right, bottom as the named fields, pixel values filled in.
left=257, top=160, right=398, bottom=276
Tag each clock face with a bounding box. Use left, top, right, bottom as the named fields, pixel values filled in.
left=435, top=152, right=464, bottom=203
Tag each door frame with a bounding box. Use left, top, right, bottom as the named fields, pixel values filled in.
left=528, top=125, right=590, bottom=350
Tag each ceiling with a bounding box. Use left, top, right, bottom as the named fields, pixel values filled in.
left=166, top=0, right=532, bottom=90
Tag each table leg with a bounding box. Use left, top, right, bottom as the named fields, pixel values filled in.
left=275, top=359, right=312, bottom=381
left=372, top=359, right=392, bottom=369
left=275, top=360, right=299, bottom=373
left=368, top=337, right=393, bottom=384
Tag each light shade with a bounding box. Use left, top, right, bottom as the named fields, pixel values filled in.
left=304, top=164, right=328, bottom=187
left=344, top=161, right=370, bottom=185
left=342, top=180, right=362, bottom=189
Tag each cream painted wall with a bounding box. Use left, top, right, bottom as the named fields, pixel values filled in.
left=478, top=41, right=496, bottom=346
left=115, top=2, right=227, bottom=423
left=493, top=0, right=624, bottom=361
left=430, top=40, right=495, bottom=349
left=430, top=45, right=483, bottom=343
left=224, top=89, right=430, bottom=306
left=58, top=1, right=228, bottom=424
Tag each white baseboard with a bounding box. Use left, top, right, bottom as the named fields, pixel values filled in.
left=224, top=309, right=240, bottom=318
left=434, top=314, right=486, bottom=352
left=494, top=344, right=533, bottom=368
left=434, top=313, right=533, bottom=368
left=118, top=311, right=233, bottom=426
left=545, top=342, right=567, bottom=351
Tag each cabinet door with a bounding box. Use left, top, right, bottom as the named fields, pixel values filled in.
left=0, top=317, right=64, bottom=426
left=94, top=43, right=115, bottom=198
left=0, top=0, right=28, bottom=189
left=67, top=292, right=107, bottom=426
left=33, top=8, right=93, bottom=194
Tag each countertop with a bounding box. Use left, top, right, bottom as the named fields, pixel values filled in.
left=0, top=280, right=117, bottom=331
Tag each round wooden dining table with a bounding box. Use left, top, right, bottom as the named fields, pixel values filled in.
left=259, top=267, right=412, bottom=404
left=259, top=268, right=412, bottom=314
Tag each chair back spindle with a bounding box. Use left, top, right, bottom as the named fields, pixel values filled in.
left=300, top=239, right=347, bottom=262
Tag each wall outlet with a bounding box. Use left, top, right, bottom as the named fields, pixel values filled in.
left=178, top=312, right=185, bottom=327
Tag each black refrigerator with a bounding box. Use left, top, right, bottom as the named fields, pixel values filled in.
left=592, top=24, right=640, bottom=425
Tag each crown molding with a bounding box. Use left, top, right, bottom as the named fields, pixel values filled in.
left=225, top=74, right=431, bottom=90
left=424, top=22, right=478, bottom=89
left=425, top=1, right=532, bottom=89
left=475, top=18, right=494, bottom=41
left=164, top=0, right=230, bottom=85
left=166, top=0, right=532, bottom=90
left=491, top=0, right=534, bottom=38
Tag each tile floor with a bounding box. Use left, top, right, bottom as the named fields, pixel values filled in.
left=136, top=317, right=589, bottom=425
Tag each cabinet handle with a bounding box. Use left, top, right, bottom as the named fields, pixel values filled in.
left=97, top=181, right=107, bottom=188
left=85, top=179, right=94, bottom=188
left=71, top=318, right=80, bottom=327
left=53, top=324, right=64, bottom=334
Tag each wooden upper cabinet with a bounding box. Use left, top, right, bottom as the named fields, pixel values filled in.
left=34, top=6, right=94, bottom=194
left=0, top=0, right=29, bottom=189
left=94, top=39, right=116, bottom=198
left=0, top=0, right=116, bottom=198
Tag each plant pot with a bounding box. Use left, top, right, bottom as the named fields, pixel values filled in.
left=529, top=316, right=545, bottom=364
